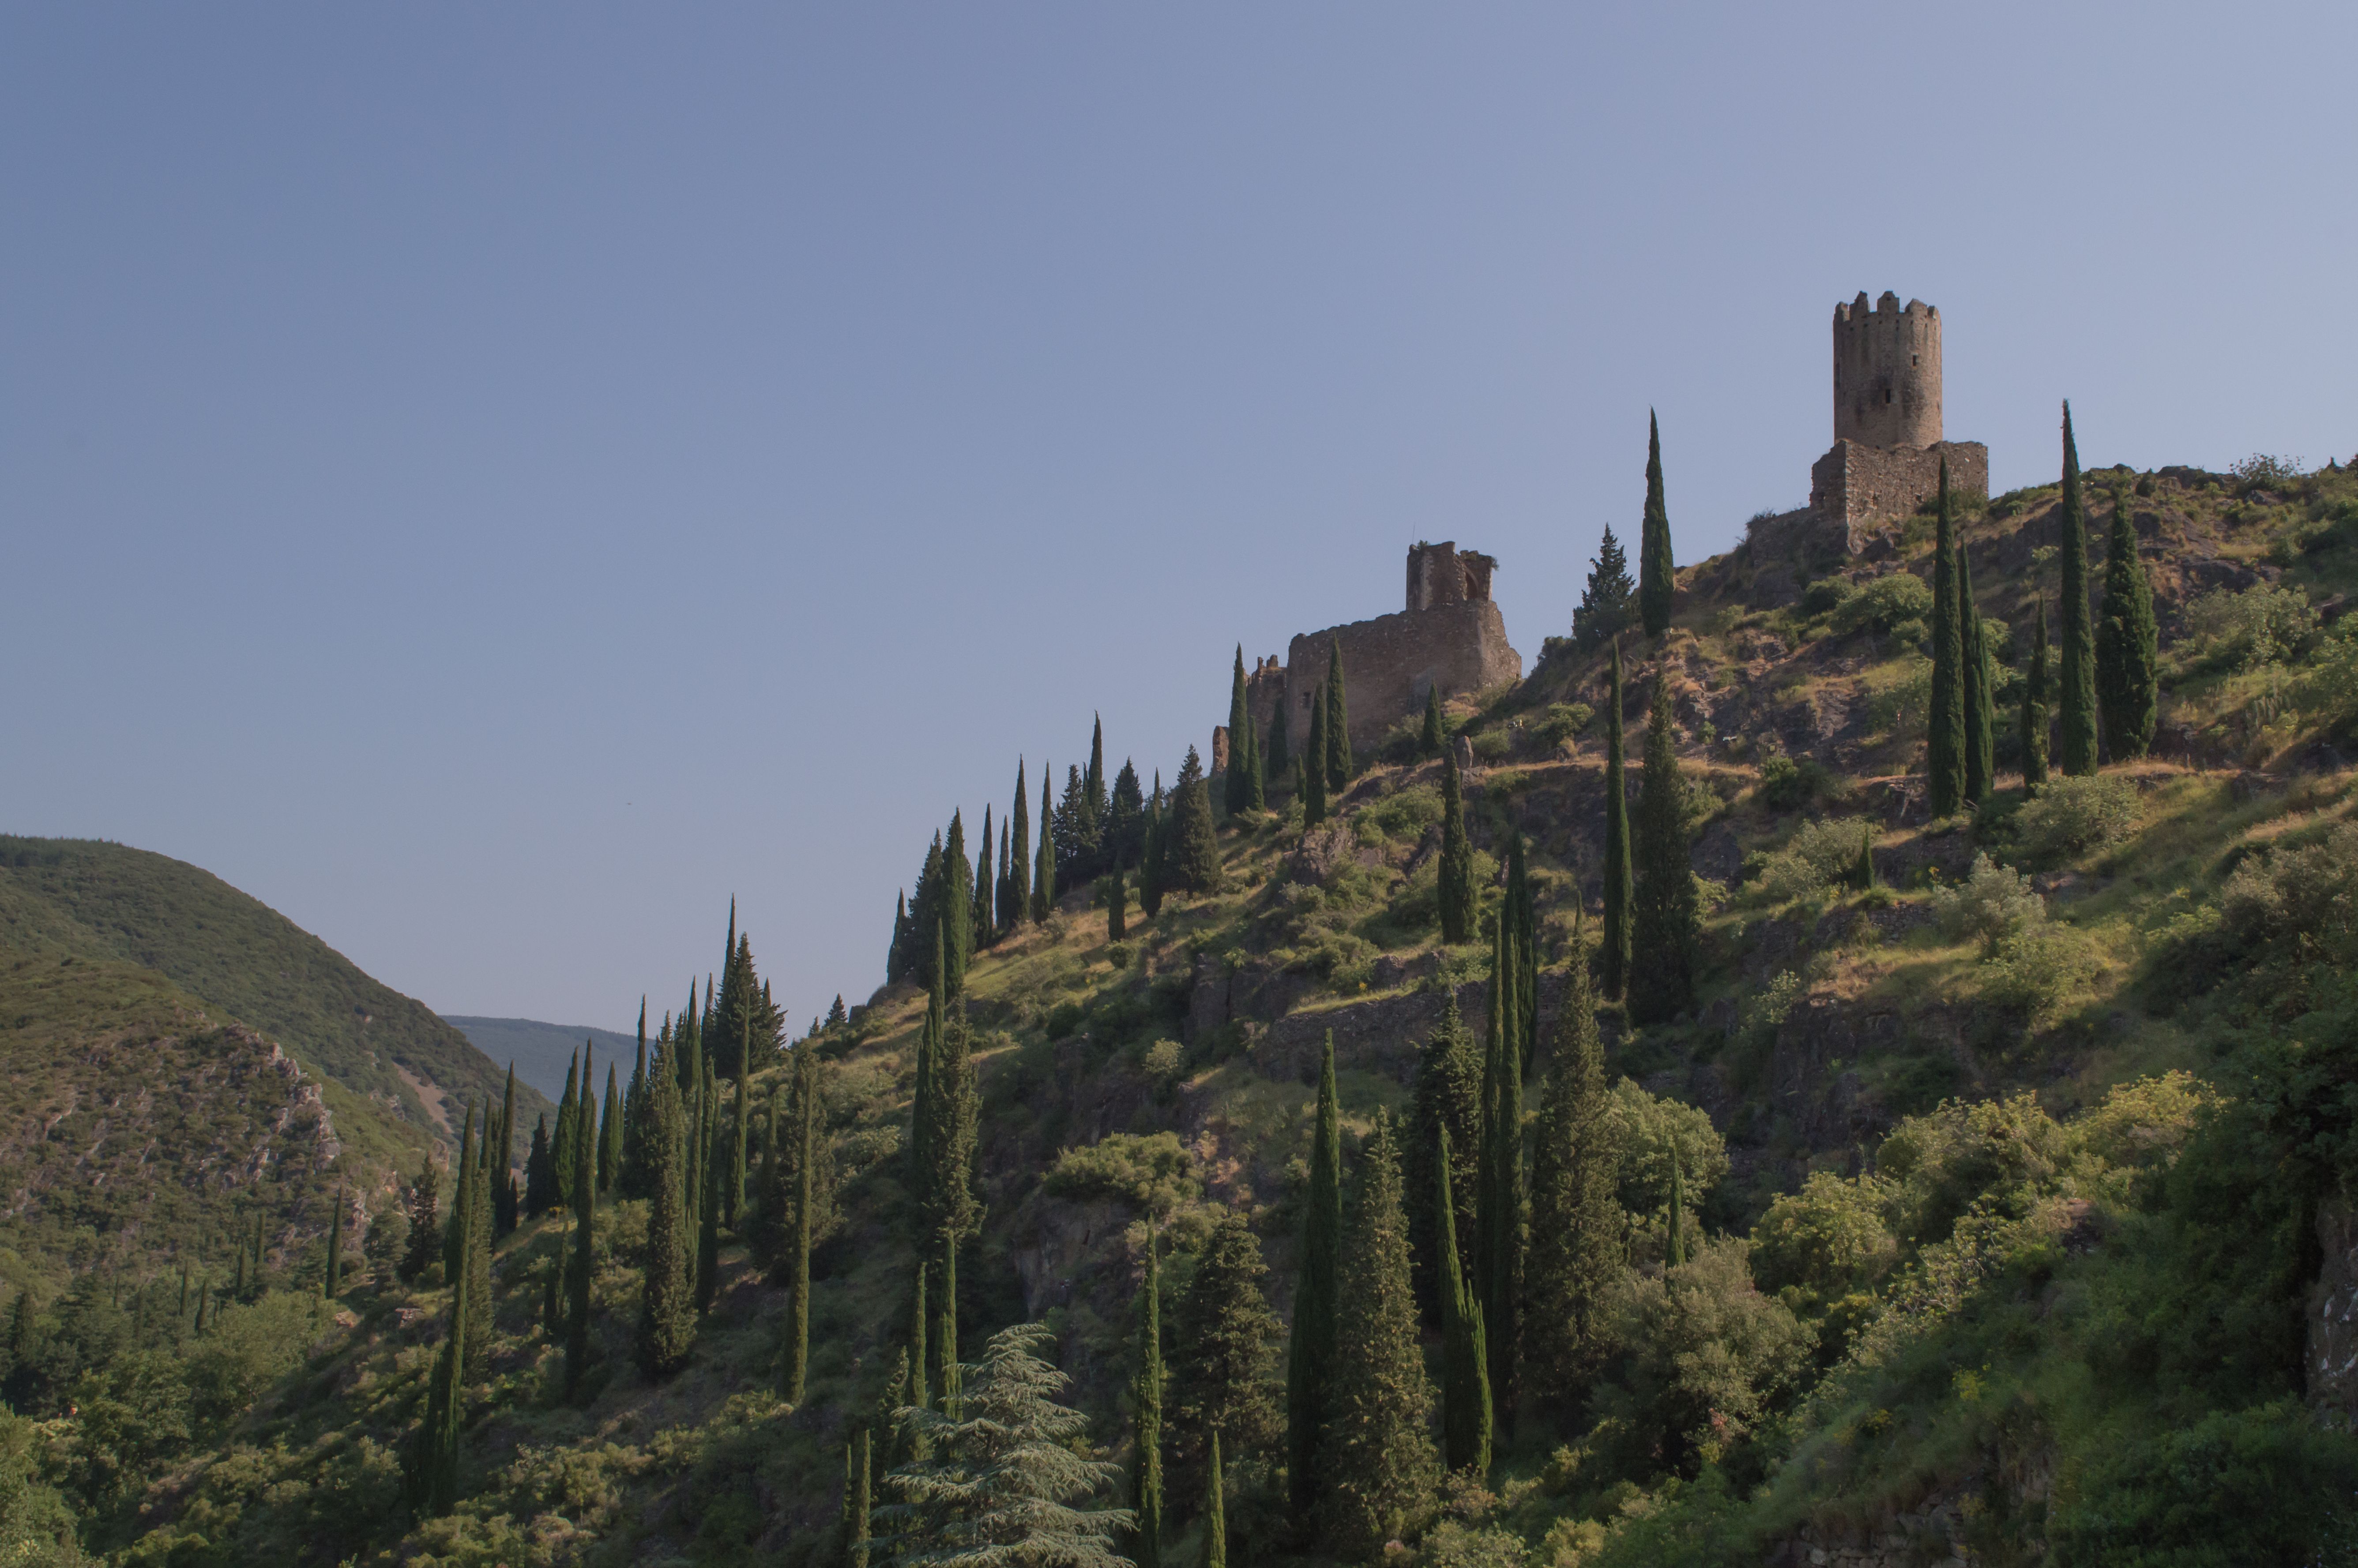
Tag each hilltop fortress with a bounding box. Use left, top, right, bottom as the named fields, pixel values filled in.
left=1222, top=291, right=1985, bottom=762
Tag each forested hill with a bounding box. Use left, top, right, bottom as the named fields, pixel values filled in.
left=0, top=837, right=547, bottom=1136
left=6, top=449, right=2358, bottom=1567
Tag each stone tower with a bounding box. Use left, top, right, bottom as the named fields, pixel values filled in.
left=1809, top=291, right=1986, bottom=550
left=1833, top=290, right=1943, bottom=448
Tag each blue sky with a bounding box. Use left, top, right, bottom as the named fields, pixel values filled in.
left=4, top=3, right=2351, bottom=1031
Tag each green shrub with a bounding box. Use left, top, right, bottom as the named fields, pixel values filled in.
left=1419, top=1521, right=1530, bottom=1568
left=1875, top=1093, right=2069, bottom=1245
left=1931, top=854, right=2043, bottom=955
left=1755, top=753, right=1832, bottom=812
left=2015, top=775, right=2141, bottom=863
left=1800, top=577, right=1856, bottom=617
left=1358, top=783, right=1443, bottom=843
left=1981, top=923, right=2100, bottom=1024
left=1530, top=702, right=1596, bottom=751
left=2069, top=1071, right=2218, bottom=1173
left=1470, top=727, right=1512, bottom=763
left=1832, top=572, right=1932, bottom=636
left=1748, top=1172, right=1897, bottom=1300
left=1606, top=1081, right=1730, bottom=1219
left=2184, top=583, right=2316, bottom=670
left=1597, top=1237, right=1811, bottom=1468
left=1044, top=1132, right=1200, bottom=1215
left=1751, top=818, right=1863, bottom=902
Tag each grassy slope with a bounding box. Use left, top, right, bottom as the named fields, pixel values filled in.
left=0, top=837, right=550, bottom=1138
left=94, top=459, right=2358, bottom=1565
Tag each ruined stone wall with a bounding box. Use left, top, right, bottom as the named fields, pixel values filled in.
left=1405, top=541, right=1498, bottom=613
left=1833, top=291, right=1942, bottom=448
left=1810, top=438, right=1989, bottom=548
left=1283, top=598, right=1520, bottom=755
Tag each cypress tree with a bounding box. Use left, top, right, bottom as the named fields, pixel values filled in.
left=2058, top=402, right=2100, bottom=775
left=1573, top=523, right=1636, bottom=651
left=445, top=1104, right=476, bottom=1281
left=599, top=1065, right=622, bottom=1195
left=2022, top=597, right=2052, bottom=793
left=1132, top=1231, right=1163, bottom=1568
left=1106, top=871, right=1128, bottom=943
left=2098, top=484, right=2159, bottom=761
left=1434, top=1126, right=1492, bottom=1476
left=1139, top=785, right=1166, bottom=919
left=1010, top=759, right=1032, bottom=933
left=943, top=812, right=974, bottom=996
left=635, top=1034, right=695, bottom=1377
left=845, top=1429, right=872, bottom=1568
left=1666, top=1148, right=1687, bottom=1269
left=464, top=1102, right=493, bottom=1379
left=997, top=818, right=1012, bottom=936
left=1243, top=717, right=1265, bottom=814
left=1033, top=767, right=1056, bottom=921
left=729, top=1023, right=751, bottom=1229
left=933, top=1240, right=959, bottom=1419
left=1407, top=996, right=1481, bottom=1324
left=1166, top=748, right=1222, bottom=895
left=909, top=1261, right=931, bottom=1424
left=550, top=1054, right=579, bottom=1212
left=1285, top=1033, right=1343, bottom=1516
left=1928, top=459, right=1967, bottom=817
left=1300, top=694, right=1328, bottom=827
left=1088, top=715, right=1108, bottom=830
left=1320, top=1111, right=1440, bottom=1551
left=1203, top=1433, right=1228, bottom=1568
left=889, top=889, right=910, bottom=985
left=565, top=1072, right=596, bottom=1398
left=1323, top=639, right=1351, bottom=790
left=1438, top=754, right=1474, bottom=944
left=696, top=1060, right=721, bottom=1311
left=1267, top=703, right=1291, bottom=786
left=1961, top=547, right=1994, bottom=806
left=1421, top=683, right=1446, bottom=756
left=1476, top=916, right=1523, bottom=1433
left=914, top=935, right=980, bottom=1250
left=416, top=1224, right=469, bottom=1515
left=1522, top=914, right=1622, bottom=1417
left=622, top=1008, right=653, bottom=1202
left=974, top=805, right=996, bottom=952
left=679, top=978, right=705, bottom=1098
left=1854, top=825, right=1877, bottom=892
left=785, top=1043, right=817, bottom=1403
left=1506, top=830, right=1538, bottom=1074
left=324, top=1194, right=344, bottom=1298
left=1226, top=647, right=1252, bottom=818
left=1638, top=412, right=1675, bottom=638
left=494, top=1065, right=519, bottom=1236
left=1601, top=641, right=1634, bottom=1000
left=1629, top=672, right=1700, bottom=1026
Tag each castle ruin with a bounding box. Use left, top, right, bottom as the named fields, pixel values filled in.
left=1808, top=292, right=1988, bottom=549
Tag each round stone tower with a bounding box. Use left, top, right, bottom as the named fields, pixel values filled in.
left=1832, top=290, right=1941, bottom=449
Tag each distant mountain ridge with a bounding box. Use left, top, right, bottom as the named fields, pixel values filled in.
left=443, top=1015, right=641, bottom=1104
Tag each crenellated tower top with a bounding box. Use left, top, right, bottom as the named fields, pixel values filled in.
left=1832, top=290, right=1942, bottom=449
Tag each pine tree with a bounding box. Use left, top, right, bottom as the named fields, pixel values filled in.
left=1323, top=639, right=1352, bottom=790
left=2022, top=597, right=2051, bottom=793
left=1131, top=1232, right=1163, bottom=1568
left=1320, top=1111, right=1440, bottom=1551
left=494, top=1064, right=519, bottom=1236
left=1928, top=459, right=1967, bottom=817
left=785, top=1043, right=818, bottom=1403
left=876, top=1324, right=1133, bottom=1568
left=1421, top=683, right=1446, bottom=757
left=565, top=1068, right=596, bottom=1398
left=1434, top=1126, right=1492, bottom=1476
left=1574, top=523, right=1637, bottom=652
left=1226, top=646, right=1252, bottom=818
left=1168, top=1210, right=1280, bottom=1495
left=1961, top=547, right=1994, bottom=807
left=2058, top=402, right=2100, bottom=775
left=1438, top=754, right=1474, bottom=944
left=1629, top=673, right=1701, bottom=1025
left=2098, top=484, right=2159, bottom=761
left=1406, top=995, right=1481, bottom=1323
left=1285, top=1033, right=1343, bottom=1516
left=1203, top=1433, right=1228, bottom=1568
left=845, top=1428, right=873, bottom=1568
left=1601, top=641, right=1635, bottom=1000
left=1522, top=915, right=1623, bottom=1418
left=1166, top=748, right=1222, bottom=895
left=1638, top=412, right=1676, bottom=639
left=1010, top=759, right=1032, bottom=933
left=550, top=1054, right=579, bottom=1212
left=1300, top=694, right=1329, bottom=827
left=635, top=1036, right=696, bottom=1378
left=1476, top=916, right=1523, bottom=1432
left=324, top=1194, right=344, bottom=1299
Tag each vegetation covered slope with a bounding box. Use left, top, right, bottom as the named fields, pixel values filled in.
left=8, top=451, right=2358, bottom=1568
left=0, top=838, right=549, bottom=1137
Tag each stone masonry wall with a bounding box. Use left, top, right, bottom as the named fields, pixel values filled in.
left=1282, top=598, right=1521, bottom=755
left=1810, top=439, right=1990, bottom=550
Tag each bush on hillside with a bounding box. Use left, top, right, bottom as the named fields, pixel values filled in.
left=2070, top=1071, right=2219, bottom=1174
left=1356, top=784, right=1442, bottom=845
left=1596, top=1237, right=1812, bottom=1471
left=2015, top=776, right=2141, bottom=864
left=1750, top=818, right=1865, bottom=902
left=1748, top=1172, right=1898, bottom=1302
left=1876, top=1093, right=2070, bottom=1246
left=1044, top=1132, right=1200, bottom=1215
left=1606, top=1080, right=1730, bottom=1220
left=1831, top=572, right=1932, bottom=637
left=1755, top=752, right=1833, bottom=812
left=1932, top=854, right=2044, bottom=955
left=1800, top=577, right=1855, bottom=617
left=1981, top=923, right=2102, bottom=1025
left=2184, top=583, right=2316, bottom=670
left=1529, top=702, right=1595, bottom=752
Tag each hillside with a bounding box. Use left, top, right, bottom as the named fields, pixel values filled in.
left=11, top=452, right=2358, bottom=1566
left=0, top=838, right=551, bottom=1139
left=444, top=1018, right=643, bottom=1104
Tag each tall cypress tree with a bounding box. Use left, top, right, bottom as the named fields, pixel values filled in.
left=551, top=1053, right=580, bottom=1211
left=462, top=1105, right=493, bottom=1378
left=997, top=819, right=1012, bottom=937
left=599, top=1065, right=623, bottom=1196
left=1506, top=831, right=1538, bottom=1075
left=1434, top=1126, right=1491, bottom=1476
left=1300, top=694, right=1328, bottom=827
left=2098, top=484, right=2159, bottom=761
left=622, top=1007, right=653, bottom=1201
left=1267, top=703, right=1291, bottom=786
left=1961, top=547, right=1994, bottom=807
left=844, top=1428, right=873, bottom=1568
left=1629, top=672, right=1700, bottom=1026
left=2022, top=597, right=2051, bottom=793
left=564, top=1072, right=596, bottom=1398
left=696, top=1060, right=721, bottom=1311
left=415, top=1219, right=469, bottom=1515
left=729, top=1023, right=751, bottom=1229
left=1323, top=639, right=1352, bottom=790
left=1476, top=915, right=1523, bottom=1434
left=974, top=805, right=996, bottom=952
left=1285, top=1033, right=1343, bottom=1516
left=1666, top=1149, right=1687, bottom=1270
left=785, top=1043, right=817, bottom=1403
left=1638, top=412, right=1675, bottom=639
left=1132, top=1231, right=1164, bottom=1568
left=1601, top=641, right=1634, bottom=1000
left=525, top=1115, right=553, bottom=1218
left=494, top=1065, right=519, bottom=1236
left=1203, top=1433, right=1228, bottom=1568
left=1139, top=785, right=1166, bottom=920
left=1928, top=459, right=1967, bottom=818
left=1226, top=646, right=1252, bottom=818
left=1010, top=759, right=1032, bottom=932
left=1438, top=754, right=1473, bottom=944
left=943, top=812, right=974, bottom=996
left=324, top=1194, right=344, bottom=1298
left=1421, top=683, right=1446, bottom=757
left=2058, top=402, right=2100, bottom=775
left=1407, top=996, right=1481, bottom=1324
left=635, top=1031, right=695, bottom=1377
left=1522, top=914, right=1622, bottom=1418
left=1320, top=1111, right=1440, bottom=1551
left=444, top=1103, right=476, bottom=1282
left=1243, top=717, right=1265, bottom=814
left=1033, top=767, right=1056, bottom=921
